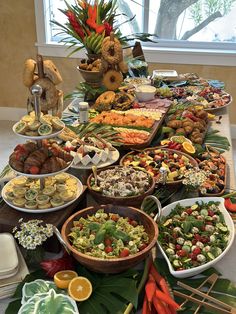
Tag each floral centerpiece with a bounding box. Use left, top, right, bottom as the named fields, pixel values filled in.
left=53, top=0, right=155, bottom=56
left=13, top=219, right=53, bottom=267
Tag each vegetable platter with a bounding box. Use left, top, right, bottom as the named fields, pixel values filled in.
left=120, top=147, right=198, bottom=185
left=157, top=197, right=235, bottom=278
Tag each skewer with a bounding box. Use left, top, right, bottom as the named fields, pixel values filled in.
left=174, top=290, right=233, bottom=314
left=179, top=273, right=218, bottom=309
left=177, top=280, right=232, bottom=311
left=193, top=273, right=219, bottom=314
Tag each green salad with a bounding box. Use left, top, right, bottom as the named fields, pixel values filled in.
left=158, top=201, right=230, bottom=271
left=69, top=209, right=149, bottom=259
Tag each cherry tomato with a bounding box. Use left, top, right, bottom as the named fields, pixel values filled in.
left=175, top=244, right=182, bottom=250
left=139, top=243, right=147, bottom=251
left=111, top=214, right=119, bottom=222
left=194, top=234, right=202, bottom=241
left=177, top=250, right=187, bottom=257
left=105, top=246, right=113, bottom=253
left=201, top=236, right=209, bottom=244
left=192, top=247, right=201, bottom=255
left=186, top=208, right=192, bottom=215
left=130, top=220, right=138, bottom=227
left=104, top=238, right=112, bottom=246
left=119, top=248, right=130, bottom=257
left=208, top=210, right=214, bottom=217
left=189, top=253, right=197, bottom=261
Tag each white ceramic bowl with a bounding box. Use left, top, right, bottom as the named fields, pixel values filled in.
left=135, top=85, right=156, bottom=102
left=157, top=197, right=235, bottom=278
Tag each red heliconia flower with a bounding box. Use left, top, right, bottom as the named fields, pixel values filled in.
left=66, top=10, right=84, bottom=39
left=104, top=22, right=113, bottom=36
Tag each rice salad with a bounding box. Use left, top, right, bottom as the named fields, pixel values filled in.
left=69, top=209, right=149, bottom=259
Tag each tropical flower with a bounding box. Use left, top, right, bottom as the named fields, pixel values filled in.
left=13, top=219, right=53, bottom=250
left=53, top=0, right=155, bottom=56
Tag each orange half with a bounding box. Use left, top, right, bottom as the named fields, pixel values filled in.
left=54, top=270, right=78, bottom=289
left=182, top=141, right=196, bottom=154
left=68, top=276, right=93, bottom=301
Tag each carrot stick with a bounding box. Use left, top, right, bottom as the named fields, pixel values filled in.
left=155, top=289, right=180, bottom=310
left=142, top=294, right=151, bottom=314
left=153, top=295, right=169, bottom=314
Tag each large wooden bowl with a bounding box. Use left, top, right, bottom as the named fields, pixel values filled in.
left=87, top=166, right=156, bottom=207
left=61, top=204, right=159, bottom=273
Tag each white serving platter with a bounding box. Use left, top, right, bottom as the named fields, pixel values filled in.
left=2, top=174, right=83, bottom=214
left=12, top=122, right=65, bottom=140
left=157, top=197, right=235, bottom=278
left=71, top=148, right=120, bottom=170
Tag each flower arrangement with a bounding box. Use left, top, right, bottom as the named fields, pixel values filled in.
left=13, top=219, right=53, bottom=250
left=53, top=0, right=155, bottom=56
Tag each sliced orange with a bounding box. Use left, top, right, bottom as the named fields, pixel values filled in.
left=54, top=270, right=78, bottom=289
left=182, top=141, right=196, bottom=155
left=68, top=276, right=93, bottom=301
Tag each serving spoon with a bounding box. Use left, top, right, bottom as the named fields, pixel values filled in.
left=91, top=166, right=101, bottom=192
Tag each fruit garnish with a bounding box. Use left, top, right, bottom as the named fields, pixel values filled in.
left=160, top=139, right=171, bottom=146
left=54, top=270, right=78, bottom=289
left=68, top=276, right=93, bottom=301
left=170, top=136, right=192, bottom=144
left=182, top=141, right=196, bottom=154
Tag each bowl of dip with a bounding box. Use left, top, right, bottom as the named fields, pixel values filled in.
left=135, top=85, right=156, bottom=102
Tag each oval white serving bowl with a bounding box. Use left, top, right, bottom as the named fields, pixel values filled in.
left=157, top=197, right=235, bottom=278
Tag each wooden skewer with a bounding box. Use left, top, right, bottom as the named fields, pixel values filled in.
left=177, top=280, right=233, bottom=311
left=193, top=273, right=219, bottom=314
left=174, top=290, right=232, bottom=314
left=179, top=273, right=218, bottom=309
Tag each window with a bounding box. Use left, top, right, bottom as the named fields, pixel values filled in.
left=34, top=0, right=236, bottom=66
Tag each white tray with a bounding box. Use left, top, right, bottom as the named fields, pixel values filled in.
left=71, top=149, right=120, bottom=170
left=2, top=174, right=83, bottom=214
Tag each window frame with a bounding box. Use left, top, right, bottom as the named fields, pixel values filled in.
left=34, top=0, right=236, bottom=66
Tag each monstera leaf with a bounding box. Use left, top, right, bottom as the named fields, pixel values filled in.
left=22, top=279, right=65, bottom=304
left=75, top=265, right=139, bottom=314
left=18, top=289, right=78, bottom=314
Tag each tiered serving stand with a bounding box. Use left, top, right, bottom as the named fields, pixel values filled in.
left=2, top=85, right=83, bottom=214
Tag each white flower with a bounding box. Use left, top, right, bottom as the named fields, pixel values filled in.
left=12, top=219, right=53, bottom=250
